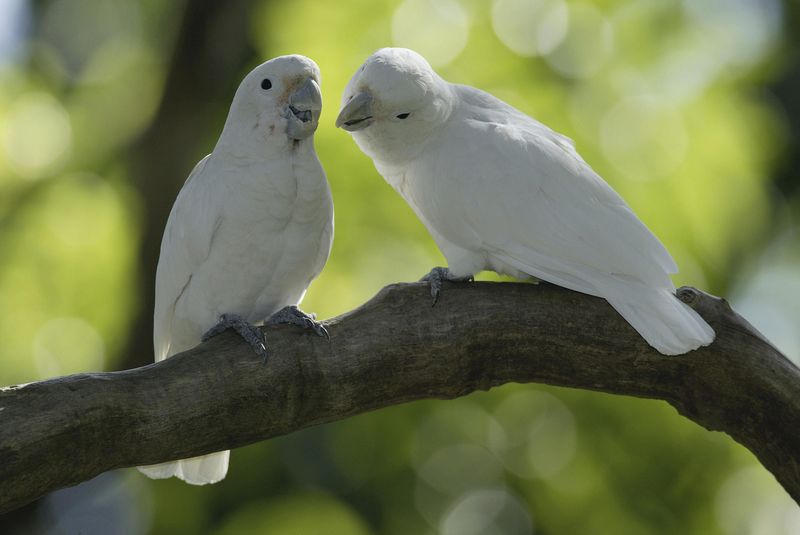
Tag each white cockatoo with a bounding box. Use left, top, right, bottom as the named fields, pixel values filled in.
left=336, top=48, right=713, bottom=356
left=138, top=55, right=333, bottom=485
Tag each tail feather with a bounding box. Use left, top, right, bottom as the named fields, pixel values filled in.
left=493, top=252, right=714, bottom=355
left=138, top=450, right=229, bottom=485
left=601, top=282, right=715, bottom=355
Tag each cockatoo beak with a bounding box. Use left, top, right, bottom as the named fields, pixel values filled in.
left=336, top=91, right=373, bottom=132
left=286, top=77, right=322, bottom=140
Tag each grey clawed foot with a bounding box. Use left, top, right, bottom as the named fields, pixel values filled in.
left=419, top=266, right=474, bottom=306
left=202, top=313, right=268, bottom=360
left=266, top=305, right=329, bottom=339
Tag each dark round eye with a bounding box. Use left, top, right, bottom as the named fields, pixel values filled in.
left=261, top=78, right=272, bottom=90
left=396, top=113, right=410, bottom=119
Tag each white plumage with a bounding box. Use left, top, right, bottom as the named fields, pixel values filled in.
left=336, top=48, right=713, bottom=355
left=138, top=55, right=333, bottom=484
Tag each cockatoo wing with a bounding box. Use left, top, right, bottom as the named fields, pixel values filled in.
left=415, top=85, right=713, bottom=353
left=424, top=92, right=675, bottom=291
left=141, top=154, right=230, bottom=485
left=152, top=155, right=222, bottom=362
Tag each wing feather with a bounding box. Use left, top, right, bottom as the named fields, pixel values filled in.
left=428, top=89, right=677, bottom=291
left=152, top=155, right=222, bottom=361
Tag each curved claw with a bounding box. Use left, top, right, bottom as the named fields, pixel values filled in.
left=308, top=320, right=330, bottom=340
left=430, top=278, right=443, bottom=306
left=202, top=313, right=268, bottom=360
left=419, top=267, right=474, bottom=306
left=267, top=306, right=329, bottom=340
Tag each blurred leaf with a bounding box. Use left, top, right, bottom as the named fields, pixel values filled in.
left=214, top=493, right=372, bottom=535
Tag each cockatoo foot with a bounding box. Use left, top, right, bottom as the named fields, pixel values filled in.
left=420, top=267, right=474, bottom=306
left=202, top=313, right=268, bottom=359
left=266, top=306, right=329, bottom=339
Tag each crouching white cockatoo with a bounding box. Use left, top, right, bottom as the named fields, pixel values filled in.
left=336, top=48, right=713, bottom=356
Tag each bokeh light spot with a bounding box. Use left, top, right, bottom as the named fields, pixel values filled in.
left=440, top=487, right=533, bottom=535
left=716, top=466, right=800, bottom=535
left=33, top=317, right=105, bottom=378
left=491, top=0, right=567, bottom=57
left=2, top=92, right=72, bottom=177
left=682, top=0, right=782, bottom=69
left=731, top=232, right=800, bottom=365
left=0, top=0, right=30, bottom=67
left=490, top=390, right=577, bottom=479
left=412, top=402, right=502, bottom=467
left=417, top=444, right=504, bottom=495
left=392, top=0, right=469, bottom=68
left=600, top=95, right=688, bottom=182
left=544, top=3, right=613, bottom=79
left=40, top=0, right=142, bottom=78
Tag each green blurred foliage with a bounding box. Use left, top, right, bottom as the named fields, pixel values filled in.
left=1, top=0, right=799, bottom=533
left=214, top=494, right=372, bottom=535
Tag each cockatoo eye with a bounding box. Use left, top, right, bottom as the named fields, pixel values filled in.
left=396, top=113, right=410, bottom=119
left=261, top=78, right=272, bottom=90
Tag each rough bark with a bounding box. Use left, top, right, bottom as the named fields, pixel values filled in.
left=1, top=281, right=797, bottom=513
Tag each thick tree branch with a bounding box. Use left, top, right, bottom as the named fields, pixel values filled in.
left=1, top=282, right=798, bottom=513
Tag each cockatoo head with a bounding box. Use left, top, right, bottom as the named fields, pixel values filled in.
left=336, top=48, right=453, bottom=164
left=226, top=54, right=322, bottom=145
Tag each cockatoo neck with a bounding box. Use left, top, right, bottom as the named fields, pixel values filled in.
left=214, top=99, right=299, bottom=160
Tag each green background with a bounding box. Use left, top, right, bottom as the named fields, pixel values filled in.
left=1, top=0, right=799, bottom=533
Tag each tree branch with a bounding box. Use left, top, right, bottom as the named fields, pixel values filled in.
left=1, top=282, right=797, bottom=513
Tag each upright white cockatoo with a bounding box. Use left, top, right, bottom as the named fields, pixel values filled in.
left=336, top=48, right=713, bottom=355
left=138, top=55, right=333, bottom=485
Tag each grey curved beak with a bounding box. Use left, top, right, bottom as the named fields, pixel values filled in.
left=286, top=78, right=322, bottom=140
left=335, top=91, right=373, bottom=132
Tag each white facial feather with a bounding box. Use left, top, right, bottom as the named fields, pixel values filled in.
left=219, top=55, right=323, bottom=155
left=338, top=48, right=454, bottom=164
